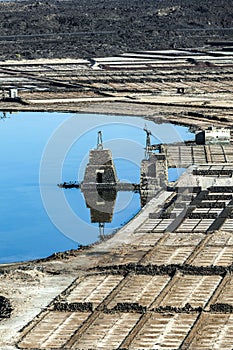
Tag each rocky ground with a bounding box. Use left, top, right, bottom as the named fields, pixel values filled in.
left=0, top=0, right=232, bottom=60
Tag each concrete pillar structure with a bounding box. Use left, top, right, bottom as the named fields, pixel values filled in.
left=140, top=153, right=168, bottom=206
left=81, top=146, right=118, bottom=237
left=82, top=149, right=118, bottom=189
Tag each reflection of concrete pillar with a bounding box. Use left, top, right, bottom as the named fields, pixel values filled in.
left=82, top=189, right=117, bottom=223
left=140, top=153, right=168, bottom=206
left=82, top=149, right=118, bottom=186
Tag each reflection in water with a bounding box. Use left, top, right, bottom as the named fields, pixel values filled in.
left=82, top=188, right=117, bottom=238
left=0, top=112, right=7, bottom=120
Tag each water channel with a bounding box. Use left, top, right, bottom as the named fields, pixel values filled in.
left=0, top=112, right=194, bottom=263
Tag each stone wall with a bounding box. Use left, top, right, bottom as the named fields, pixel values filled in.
left=83, top=149, right=118, bottom=185
left=140, top=153, right=168, bottom=206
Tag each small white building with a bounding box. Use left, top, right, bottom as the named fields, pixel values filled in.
left=196, top=126, right=231, bottom=145
left=9, top=88, right=18, bottom=99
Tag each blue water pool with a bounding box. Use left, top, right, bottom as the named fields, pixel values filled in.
left=0, top=111, right=194, bottom=263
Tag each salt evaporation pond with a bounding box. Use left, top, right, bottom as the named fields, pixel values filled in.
left=0, top=112, right=194, bottom=263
